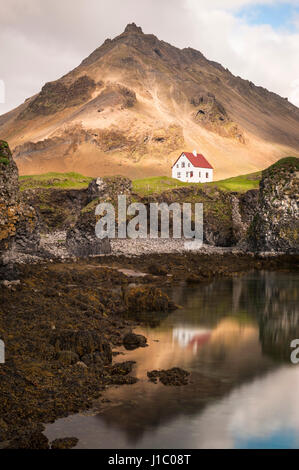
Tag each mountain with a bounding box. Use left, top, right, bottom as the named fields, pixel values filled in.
left=1, top=23, right=299, bottom=180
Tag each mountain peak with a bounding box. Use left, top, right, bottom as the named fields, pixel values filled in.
left=123, top=23, right=143, bottom=34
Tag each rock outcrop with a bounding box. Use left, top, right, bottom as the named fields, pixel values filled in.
left=0, top=140, right=40, bottom=278
left=66, top=176, right=132, bottom=256
left=192, top=92, right=244, bottom=142
left=248, top=157, right=299, bottom=252
left=66, top=210, right=111, bottom=257
left=50, top=329, right=112, bottom=365
left=144, top=185, right=257, bottom=247
left=231, top=189, right=259, bottom=246
left=87, top=175, right=132, bottom=201
left=147, top=367, right=190, bottom=386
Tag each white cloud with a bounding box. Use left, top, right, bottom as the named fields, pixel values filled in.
left=290, top=78, right=299, bottom=105
left=0, top=0, right=298, bottom=114
left=185, top=0, right=299, bottom=106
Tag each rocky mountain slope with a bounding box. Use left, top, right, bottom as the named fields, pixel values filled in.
left=0, top=23, right=299, bottom=180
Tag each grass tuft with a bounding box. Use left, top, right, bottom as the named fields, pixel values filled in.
left=19, top=172, right=93, bottom=191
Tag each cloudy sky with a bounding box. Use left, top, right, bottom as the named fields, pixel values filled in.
left=0, top=0, right=299, bottom=115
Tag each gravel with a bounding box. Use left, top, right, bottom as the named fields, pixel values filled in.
left=2, top=230, right=262, bottom=267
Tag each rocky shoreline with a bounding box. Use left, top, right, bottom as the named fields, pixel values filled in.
left=1, top=250, right=298, bottom=448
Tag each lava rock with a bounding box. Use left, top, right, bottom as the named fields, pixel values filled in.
left=248, top=158, right=299, bottom=252
left=108, top=361, right=136, bottom=375
left=51, top=330, right=112, bottom=364
left=0, top=140, right=40, bottom=258
left=6, top=427, right=49, bottom=449
left=66, top=210, right=111, bottom=257
left=147, top=367, right=190, bottom=386
left=56, top=350, right=79, bottom=366
left=124, top=286, right=176, bottom=313
left=148, top=264, right=168, bottom=275
left=123, top=333, right=147, bottom=350
left=51, top=437, right=78, bottom=449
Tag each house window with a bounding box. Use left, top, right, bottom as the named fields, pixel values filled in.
left=188, top=163, right=190, bottom=167
left=206, top=172, right=209, bottom=178
left=176, top=164, right=179, bottom=168
left=190, top=171, right=193, bottom=178
left=177, top=172, right=181, bottom=178
left=199, top=171, right=201, bottom=177
left=182, top=162, right=185, bottom=168
left=186, top=172, right=189, bottom=177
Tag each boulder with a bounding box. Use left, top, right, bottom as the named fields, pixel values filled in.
left=124, top=286, right=176, bottom=313
left=147, top=367, right=190, bottom=386
left=67, top=176, right=132, bottom=256
left=50, top=329, right=112, bottom=364
left=148, top=263, right=168, bottom=275
left=51, top=437, right=78, bottom=450
left=123, top=333, right=147, bottom=350
left=66, top=210, right=111, bottom=257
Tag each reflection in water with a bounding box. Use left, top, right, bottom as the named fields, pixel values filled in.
left=45, top=271, right=299, bottom=449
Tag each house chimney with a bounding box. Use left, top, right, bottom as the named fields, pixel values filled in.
left=193, top=150, right=197, bottom=156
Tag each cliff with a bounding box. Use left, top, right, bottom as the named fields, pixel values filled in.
left=248, top=157, right=299, bottom=252
left=0, top=141, right=40, bottom=279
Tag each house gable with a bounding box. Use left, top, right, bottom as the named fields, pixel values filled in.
left=172, top=152, right=213, bottom=170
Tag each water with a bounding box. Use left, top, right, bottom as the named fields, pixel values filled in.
left=45, top=271, right=299, bottom=449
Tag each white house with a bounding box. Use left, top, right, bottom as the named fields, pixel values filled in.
left=172, top=150, right=213, bottom=183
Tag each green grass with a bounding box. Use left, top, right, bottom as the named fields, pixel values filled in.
left=0, top=157, right=9, bottom=165
left=132, top=172, right=261, bottom=196
left=19, top=172, right=93, bottom=191
left=266, top=156, right=299, bottom=172
left=18, top=165, right=273, bottom=195
left=132, top=176, right=196, bottom=195
left=208, top=172, right=261, bottom=192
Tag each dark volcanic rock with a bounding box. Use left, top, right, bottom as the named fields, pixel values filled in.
left=6, top=426, right=49, bottom=449
left=51, top=437, right=78, bottom=449
left=56, top=350, right=79, bottom=366
left=66, top=210, right=111, bottom=257
left=123, top=333, right=147, bottom=350
left=248, top=158, right=299, bottom=252
left=192, top=92, right=244, bottom=142
left=66, top=175, right=132, bottom=256
left=108, top=361, right=136, bottom=375
left=124, top=286, right=177, bottom=313
left=147, top=367, right=190, bottom=386
left=148, top=263, right=168, bottom=275
left=23, top=187, right=89, bottom=233
left=50, top=329, right=112, bottom=364
left=145, top=186, right=236, bottom=247
left=87, top=175, right=132, bottom=202
left=0, top=141, right=40, bottom=277
left=19, top=75, right=96, bottom=118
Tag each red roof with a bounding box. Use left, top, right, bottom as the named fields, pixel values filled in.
left=172, top=152, right=213, bottom=169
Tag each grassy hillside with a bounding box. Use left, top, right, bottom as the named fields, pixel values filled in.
left=266, top=156, right=299, bottom=172
left=132, top=172, right=261, bottom=196
left=19, top=172, right=93, bottom=191
left=18, top=170, right=261, bottom=194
